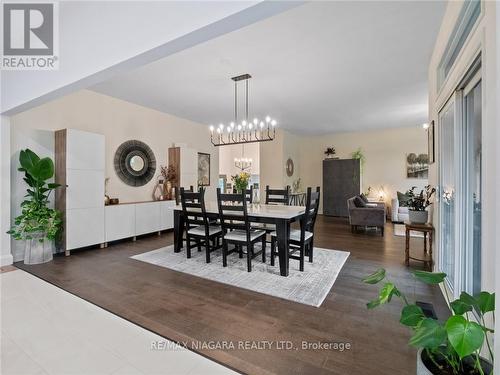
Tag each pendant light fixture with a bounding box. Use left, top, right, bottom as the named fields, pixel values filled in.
left=209, top=74, right=277, bottom=147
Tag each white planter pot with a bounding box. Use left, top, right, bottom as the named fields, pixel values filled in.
left=24, top=233, right=53, bottom=265
left=409, top=210, right=428, bottom=224
left=416, top=349, right=433, bottom=375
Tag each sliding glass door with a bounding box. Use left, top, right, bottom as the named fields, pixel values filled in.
left=437, top=68, right=482, bottom=296
left=464, top=78, right=482, bottom=295
left=439, top=100, right=456, bottom=290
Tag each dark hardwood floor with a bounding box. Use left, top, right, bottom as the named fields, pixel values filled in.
left=16, top=216, right=448, bottom=375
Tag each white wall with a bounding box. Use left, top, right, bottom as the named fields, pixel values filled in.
left=10, top=89, right=218, bottom=261
left=0, top=116, right=12, bottom=266
left=299, top=126, right=428, bottom=212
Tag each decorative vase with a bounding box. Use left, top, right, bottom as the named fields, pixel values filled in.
left=409, top=210, right=428, bottom=224
left=24, top=232, right=52, bottom=264
left=165, top=181, right=172, bottom=200
left=417, top=348, right=493, bottom=375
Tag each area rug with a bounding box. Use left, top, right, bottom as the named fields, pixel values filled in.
left=394, top=223, right=424, bottom=238
left=131, top=245, right=349, bottom=307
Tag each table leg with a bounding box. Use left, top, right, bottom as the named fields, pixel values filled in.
left=424, top=232, right=427, bottom=254
left=276, top=219, right=290, bottom=277
left=405, top=227, right=410, bottom=267
left=174, top=210, right=184, bottom=253
left=429, top=231, right=433, bottom=271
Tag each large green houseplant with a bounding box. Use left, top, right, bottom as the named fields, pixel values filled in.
left=8, top=149, right=63, bottom=264
left=363, top=269, right=494, bottom=375
left=406, top=185, right=436, bottom=224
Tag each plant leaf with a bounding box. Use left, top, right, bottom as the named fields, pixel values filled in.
left=475, top=292, right=495, bottom=314
left=400, top=304, right=425, bottom=327
left=413, top=270, right=446, bottom=284
left=366, top=299, right=381, bottom=309
left=450, top=299, right=473, bottom=315
left=409, top=318, right=446, bottom=349
left=19, top=149, right=40, bottom=171
left=445, top=315, right=484, bottom=359
left=362, top=268, right=386, bottom=284
left=379, top=282, right=396, bottom=304
left=459, top=292, right=480, bottom=315
left=29, top=157, right=54, bottom=181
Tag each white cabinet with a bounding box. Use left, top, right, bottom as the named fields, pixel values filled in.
left=105, top=205, right=135, bottom=242
left=55, top=129, right=105, bottom=253
left=160, top=200, right=175, bottom=230
left=104, top=200, right=175, bottom=243
left=135, top=202, right=160, bottom=236
left=66, top=169, right=105, bottom=210
left=66, top=208, right=105, bottom=250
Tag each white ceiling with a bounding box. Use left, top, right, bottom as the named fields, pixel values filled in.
left=91, top=1, right=446, bottom=135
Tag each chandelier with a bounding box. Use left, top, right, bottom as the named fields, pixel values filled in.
left=209, top=74, right=277, bottom=147
left=234, top=156, right=252, bottom=171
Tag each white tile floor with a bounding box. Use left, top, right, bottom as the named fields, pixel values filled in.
left=0, top=269, right=237, bottom=375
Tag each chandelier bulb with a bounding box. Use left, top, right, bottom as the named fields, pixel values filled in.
left=253, top=118, right=258, bottom=125
left=266, top=116, right=271, bottom=123
left=209, top=125, right=214, bottom=132
left=271, top=120, right=277, bottom=127
left=259, top=122, right=264, bottom=128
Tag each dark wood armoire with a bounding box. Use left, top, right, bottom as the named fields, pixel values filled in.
left=322, top=158, right=361, bottom=217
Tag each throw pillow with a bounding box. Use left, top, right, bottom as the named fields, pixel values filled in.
left=353, top=196, right=366, bottom=208
left=360, top=193, right=369, bottom=203
left=397, top=191, right=411, bottom=207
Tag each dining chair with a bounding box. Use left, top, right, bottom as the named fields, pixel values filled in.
left=175, top=185, right=194, bottom=205
left=216, top=188, right=266, bottom=272
left=233, top=185, right=253, bottom=203
left=252, top=185, right=291, bottom=234
left=180, top=187, right=222, bottom=262
left=265, top=185, right=290, bottom=205
left=270, top=187, right=321, bottom=271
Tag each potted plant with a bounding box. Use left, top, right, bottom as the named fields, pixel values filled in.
left=363, top=269, right=494, bottom=375
left=407, top=185, right=436, bottom=224
left=324, top=147, right=337, bottom=159
left=351, top=147, right=366, bottom=174
left=231, top=172, right=251, bottom=193
left=8, top=149, right=63, bottom=264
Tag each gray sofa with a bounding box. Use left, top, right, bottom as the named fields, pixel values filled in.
left=347, top=197, right=386, bottom=236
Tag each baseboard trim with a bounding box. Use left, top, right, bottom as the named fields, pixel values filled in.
left=0, top=253, right=14, bottom=266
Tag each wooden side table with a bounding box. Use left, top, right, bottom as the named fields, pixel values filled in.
left=404, top=222, right=434, bottom=271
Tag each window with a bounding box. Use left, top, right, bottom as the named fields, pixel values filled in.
left=437, top=0, right=481, bottom=89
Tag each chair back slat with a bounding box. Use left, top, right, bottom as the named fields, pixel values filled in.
left=180, top=187, right=210, bottom=235
left=175, top=185, right=194, bottom=205
left=217, top=188, right=251, bottom=240
left=300, top=187, right=321, bottom=240
left=265, top=185, right=290, bottom=205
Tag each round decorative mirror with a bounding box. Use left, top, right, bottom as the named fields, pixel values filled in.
left=286, top=158, right=294, bottom=177
left=114, top=140, right=156, bottom=187
left=129, top=155, right=145, bottom=171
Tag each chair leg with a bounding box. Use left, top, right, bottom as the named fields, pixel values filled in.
left=222, top=241, right=228, bottom=267
left=197, top=239, right=202, bottom=252
left=247, top=244, right=252, bottom=272
left=381, top=226, right=385, bottom=237
left=309, top=242, right=314, bottom=263
left=299, top=244, right=305, bottom=272
left=270, top=237, right=276, bottom=266
left=351, top=225, right=354, bottom=233
left=205, top=236, right=211, bottom=263
left=186, top=236, right=191, bottom=259
left=238, top=245, right=243, bottom=258
left=261, top=236, right=266, bottom=263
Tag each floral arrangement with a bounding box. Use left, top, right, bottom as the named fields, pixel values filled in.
left=160, top=165, right=177, bottom=183
left=231, top=172, right=251, bottom=193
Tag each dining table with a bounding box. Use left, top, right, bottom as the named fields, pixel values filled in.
left=172, top=203, right=306, bottom=277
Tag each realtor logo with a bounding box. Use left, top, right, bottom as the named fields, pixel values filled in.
left=1, top=2, right=58, bottom=69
